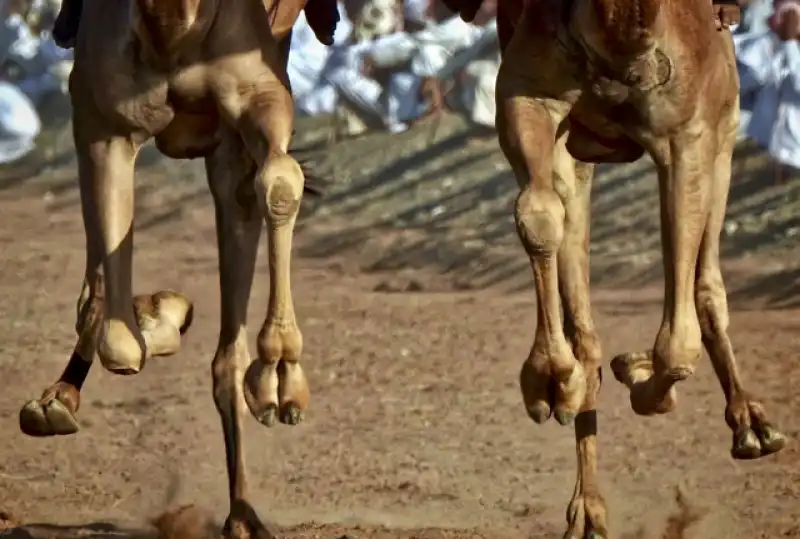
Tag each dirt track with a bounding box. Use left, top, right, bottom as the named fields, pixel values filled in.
left=0, top=115, right=799, bottom=539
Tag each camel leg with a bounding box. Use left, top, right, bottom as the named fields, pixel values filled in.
left=611, top=125, right=713, bottom=415
left=17, top=133, right=104, bottom=435
left=558, top=157, right=607, bottom=539
left=72, top=132, right=144, bottom=375
left=214, top=59, right=308, bottom=428
left=205, top=131, right=272, bottom=539
left=18, top=140, right=193, bottom=436
left=497, top=89, right=586, bottom=426
left=696, top=113, right=787, bottom=460
left=18, top=283, right=99, bottom=435
left=84, top=131, right=194, bottom=375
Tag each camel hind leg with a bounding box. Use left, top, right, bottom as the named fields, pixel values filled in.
left=614, top=99, right=786, bottom=457
left=18, top=129, right=193, bottom=436
left=558, top=155, right=608, bottom=539
left=67, top=111, right=193, bottom=376
left=18, top=146, right=104, bottom=436
left=611, top=120, right=712, bottom=415
left=694, top=101, right=786, bottom=459
left=205, top=129, right=274, bottom=539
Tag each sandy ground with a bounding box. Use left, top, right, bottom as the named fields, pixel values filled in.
left=0, top=115, right=798, bottom=539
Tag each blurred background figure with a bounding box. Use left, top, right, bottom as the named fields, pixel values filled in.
left=0, top=78, right=39, bottom=164
left=322, top=0, right=498, bottom=139
left=736, top=0, right=800, bottom=183
left=0, top=0, right=71, bottom=165
left=289, top=2, right=354, bottom=117
left=325, top=0, right=413, bottom=137
left=0, top=0, right=71, bottom=105
left=437, top=0, right=498, bottom=142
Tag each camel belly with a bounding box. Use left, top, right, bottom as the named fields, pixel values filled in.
left=567, top=102, right=645, bottom=164
left=154, top=84, right=220, bottom=159
left=154, top=109, right=220, bottom=159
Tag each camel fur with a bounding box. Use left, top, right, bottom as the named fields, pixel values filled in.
left=437, top=0, right=787, bottom=537
left=17, top=0, right=339, bottom=536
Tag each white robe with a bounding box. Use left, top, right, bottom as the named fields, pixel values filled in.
left=736, top=28, right=800, bottom=169
left=367, top=16, right=495, bottom=77
left=0, top=80, right=40, bottom=164
left=458, top=58, right=498, bottom=128
left=288, top=3, right=353, bottom=116
left=326, top=16, right=496, bottom=132
left=0, top=14, right=72, bottom=104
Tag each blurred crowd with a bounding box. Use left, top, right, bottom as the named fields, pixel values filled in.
left=1, top=0, right=800, bottom=176
left=735, top=0, right=800, bottom=182
left=289, top=0, right=499, bottom=139
left=0, top=0, right=71, bottom=164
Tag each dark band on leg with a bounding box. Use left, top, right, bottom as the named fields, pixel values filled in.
left=60, top=351, right=92, bottom=390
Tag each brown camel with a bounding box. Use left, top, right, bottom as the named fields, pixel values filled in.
left=435, top=0, right=787, bottom=537
left=18, top=0, right=340, bottom=536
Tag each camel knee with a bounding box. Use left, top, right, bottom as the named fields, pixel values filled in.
left=514, top=187, right=565, bottom=258
left=254, top=154, right=305, bottom=227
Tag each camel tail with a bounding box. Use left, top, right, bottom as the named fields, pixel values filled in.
left=592, top=0, right=661, bottom=55
left=290, top=147, right=332, bottom=197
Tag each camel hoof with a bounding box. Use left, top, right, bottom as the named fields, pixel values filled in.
left=276, top=360, right=309, bottom=425
left=610, top=352, right=677, bottom=416
left=243, top=360, right=280, bottom=428
left=731, top=427, right=762, bottom=460
left=552, top=362, right=586, bottom=426
left=732, top=423, right=787, bottom=459
left=19, top=398, right=79, bottom=437
left=527, top=401, right=552, bottom=424
left=98, top=319, right=145, bottom=375
left=135, top=290, right=194, bottom=337
left=134, top=291, right=194, bottom=359
left=257, top=404, right=279, bottom=428
left=756, top=423, right=787, bottom=455
left=610, top=351, right=649, bottom=386
left=520, top=359, right=583, bottom=426
left=563, top=492, right=608, bottom=539
left=554, top=409, right=575, bottom=426
left=223, top=500, right=276, bottom=539
left=629, top=384, right=677, bottom=416
left=727, top=396, right=787, bottom=459
left=280, top=402, right=303, bottom=426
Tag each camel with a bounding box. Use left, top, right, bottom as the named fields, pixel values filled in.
left=17, top=0, right=340, bottom=536
left=434, top=0, right=787, bottom=537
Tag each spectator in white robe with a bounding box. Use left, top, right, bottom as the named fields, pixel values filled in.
left=0, top=79, right=40, bottom=164
left=326, top=5, right=496, bottom=136
left=736, top=0, right=775, bottom=34
left=325, top=0, right=410, bottom=135
left=289, top=2, right=353, bottom=116
left=0, top=3, right=72, bottom=106
left=736, top=0, right=800, bottom=181
left=435, top=0, right=498, bottom=131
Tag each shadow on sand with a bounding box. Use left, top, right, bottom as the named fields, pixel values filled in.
left=2, top=108, right=797, bottom=309
left=6, top=486, right=712, bottom=539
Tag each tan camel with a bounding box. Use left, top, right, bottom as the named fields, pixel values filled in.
left=18, top=0, right=340, bottom=536
left=436, top=0, right=787, bottom=537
